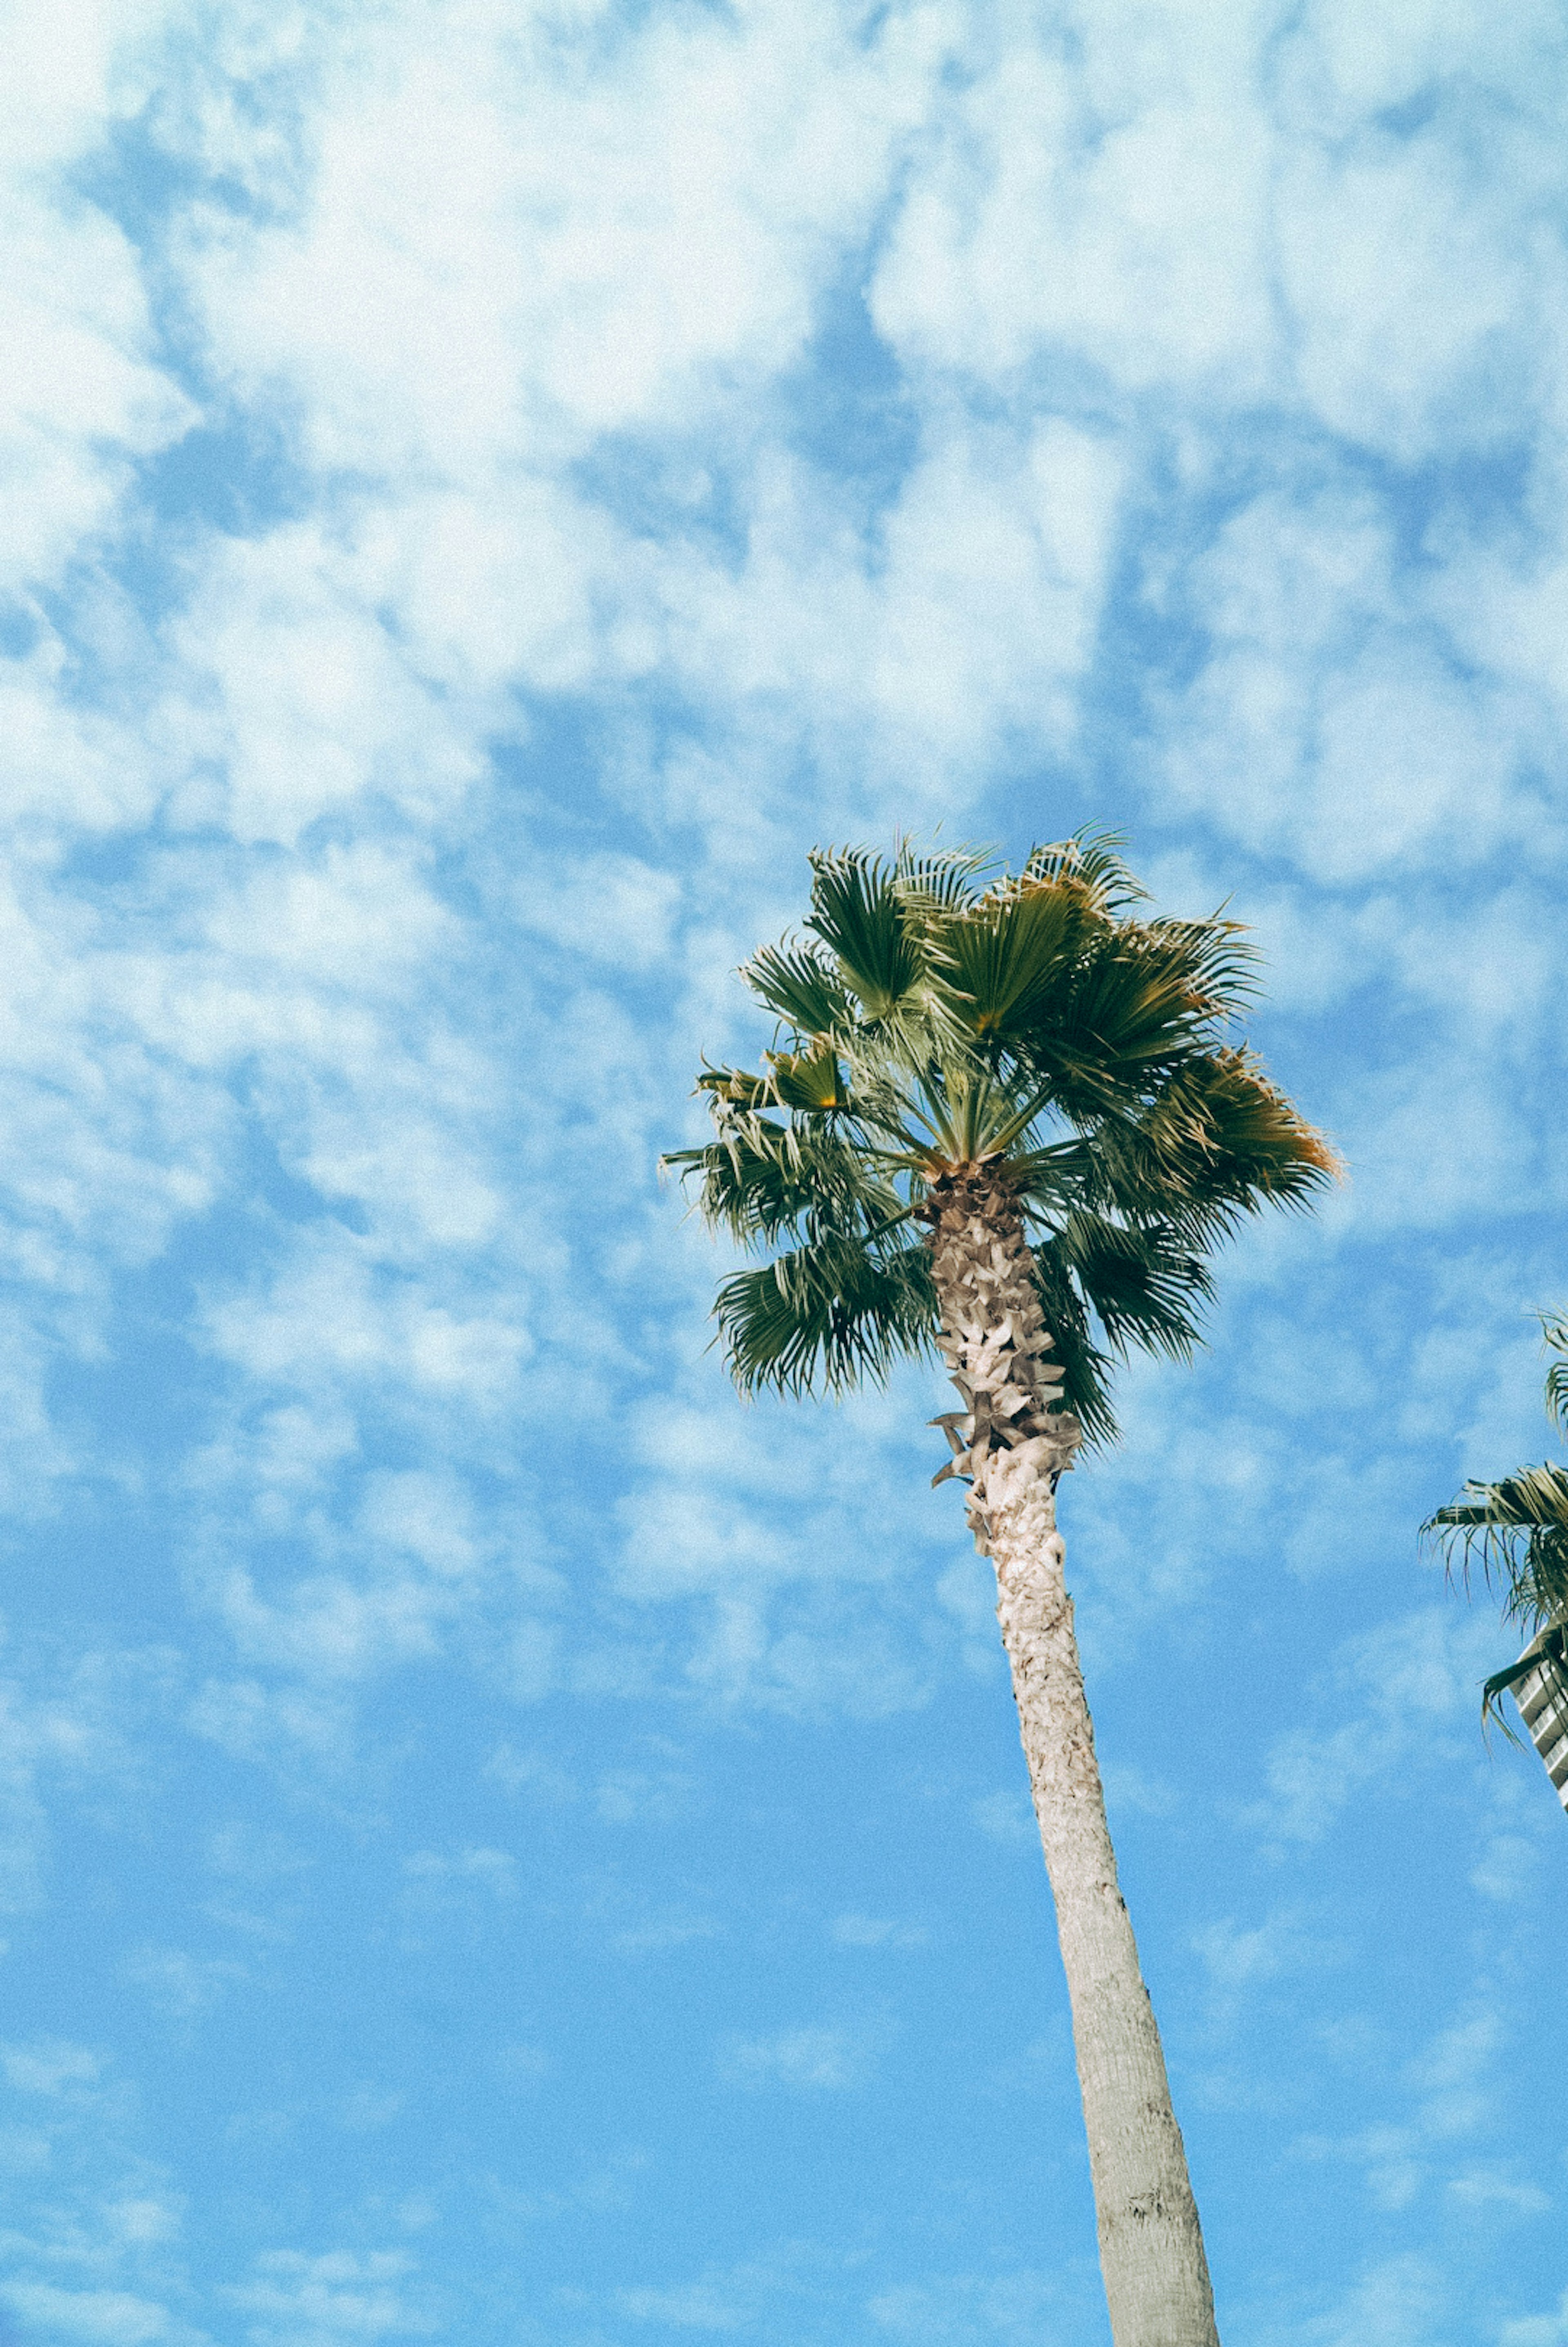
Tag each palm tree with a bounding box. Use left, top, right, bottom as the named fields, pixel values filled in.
left=664, top=837, right=1337, bottom=2347
left=1423, top=1315, right=1568, bottom=1812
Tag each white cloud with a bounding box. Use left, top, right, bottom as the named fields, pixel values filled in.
left=401, top=1845, right=517, bottom=1903
left=1247, top=1606, right=1505, bottom=1846
left=1290, top=2004, right=1541, bottom=2219
left=593, top=1766, right=700, bottom=1825
left=1, top=0, right=171, bottom=172
left=0, top=1646, right=177, bottom=1914
left=104, top=2198, right=184, bottom=2250
left=1446, top=2168, right=1551, bottom=2216
left=1, top=2283, right=187, bottom=2347
left=613, top=2281, right=745, bottom=2331
left=866, top=2269, right=1073, bottom=2345
left=601, top=2253, right=838, bottom=2338
left=1286, top=0, right=1565, bottom=121
left=514, top=854, right=682, bottom=974
left=854, top=418, right=1125, bottom=765
left=163, top=526, right=490, bottom=848
left=225, top=2250, right=432, bottom=2346
left=1405, top=2009, right=1504, bottom=2142
left=1294, top=2254, right=1449, bottom=2347
left=334, top=2086, right=403, bottom=2135
left=971, top=1789, right=1036, bottom=1848
left=609, top=1910, right=719, bottom=1958
left=1155, top=478, right=1553, bottom=890
left=2, top=2037, right=103, bottom=2096
left=0, top=173, right=190, bottom=599
left=830, top=1913, right=928, bottom=1948
left=614, top=1374, right=960, bottom=1713
left=1502, top=2287, right=1568, bottom=2347
left=1274, top=129, right=1546, bottom=466
left=717, top=2022, right=880, bottom=2091
left=1193, top=1906, right=1349, bottom=1994
left=121, top=1945, right=248, bottom=2021
left=174, top=0, right=940, bottom=461
left=871, top=15, right=1276, bottom=397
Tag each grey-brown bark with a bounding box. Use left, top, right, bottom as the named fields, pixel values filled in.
left=924, top=1169, right=1221, bottom=2347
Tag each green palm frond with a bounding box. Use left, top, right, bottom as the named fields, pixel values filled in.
left=765, top=1046, right=853, bottom=1112
left=1053, top=1209, right=1212, bottom=1363
left=936, top=879, right=1090, bottom=1045
left=1140, top=917, right=1260, bottom=1020
left=1004, top=1135, right=1095, bottom=1204
left=1479, top=1619, right=1568, bottom=1740
left=902, top=1059, right=1039, bottom=1166
left=1005, top=924, right=1252, bottom=1121
left=1424, top=1464, right=1568, bottom=1634
left=1424, top=1310, right=1568, bottom=1683
left=805, top=850, right=924, bottom=1019
left=716, top=1237, right=938, bottom=1396
left=1541, top=1312, right=1568, bottom=1436
left=1075, top=925, right=1246, bottom=1057
left=666, top=1113, right=898, bottom=1249
left=892, top=838, right=990, bottom=915
left=1022, top=831, right=1146, bottom=916
left=1025, top=1238, right=1117, bottom=1444
left=1174, top=1049, right=1343, bottom=1201
left=1074, top=1052, right=1342, bottom=1236
left=1425, top=1308, right=1568, bottom=1751
left=693, top=1060, right=767, bottom=1109
left=743, top=941, right=853, bottom=1037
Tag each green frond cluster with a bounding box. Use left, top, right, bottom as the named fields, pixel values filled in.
left=1542, top=1311, right=1568, bottom=1436
left=1425, top=1464, right=1568, bottom=1624
left=1423, top=1314, right=1568, bottom=1732
left=665, top=834, right=1339, bottom=1435
left=715, top=1241, right=939, bottom=1397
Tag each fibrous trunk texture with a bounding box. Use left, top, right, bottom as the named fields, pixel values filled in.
left=924, top=1168, right=1221, bottom=2347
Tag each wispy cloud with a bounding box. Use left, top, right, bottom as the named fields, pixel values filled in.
left=224, top=2249, right=433, bottom=2345
left=1245, top=1606, right=1507, bottom=1848
left=1, top=2281, right=202, bottom=2347
left=717, top=2021, right=884, bottom=2092
left=866, top=2268, right=1078, bottom=2345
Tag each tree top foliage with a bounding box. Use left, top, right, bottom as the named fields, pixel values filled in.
left=665, top=835, right=1339, bottom=1441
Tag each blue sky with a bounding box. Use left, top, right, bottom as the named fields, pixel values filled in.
left=3, top=1, right=1568, bottom=2342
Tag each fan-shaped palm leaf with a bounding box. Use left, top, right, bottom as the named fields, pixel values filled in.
left=804, top=848, right=924, bottom=1018
left=936, top=880, right=1090, bottom=1043
left=742, top=940, right=854, bottom=1035
left=715, top=1234, right=937, bottom=1397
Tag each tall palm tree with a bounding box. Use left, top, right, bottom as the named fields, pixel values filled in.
left=665, top=837, right=1336, bottom=2347
left=1423, top=1315, right=1568, bottom=1812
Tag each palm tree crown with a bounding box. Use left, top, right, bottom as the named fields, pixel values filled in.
left=667, top=836, right=1338, bottom=1438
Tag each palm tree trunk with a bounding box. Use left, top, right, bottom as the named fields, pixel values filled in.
left=925, top=1172, right=1220, bottom=2347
